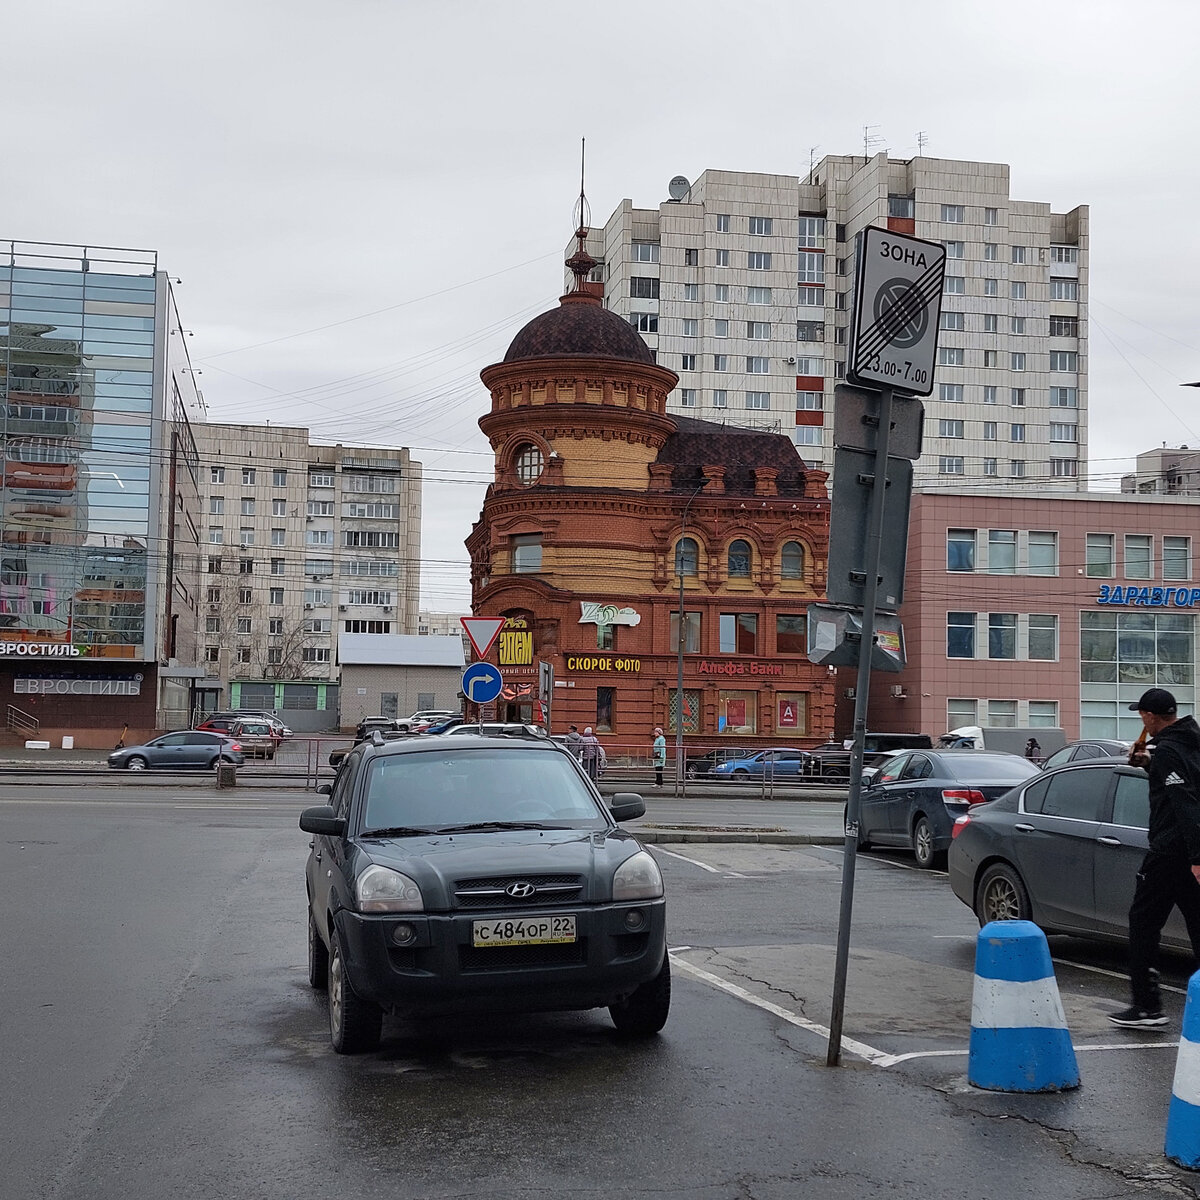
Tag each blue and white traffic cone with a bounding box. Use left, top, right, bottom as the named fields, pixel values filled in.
left=1165, top=971, right=1200, bottom=1168
left=968, top=920, right=1079, bottom=1092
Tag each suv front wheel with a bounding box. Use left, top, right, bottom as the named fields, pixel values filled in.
left=609, top=955, right=671, bottom=1036
left=329, top=928, right=382, bottom=1053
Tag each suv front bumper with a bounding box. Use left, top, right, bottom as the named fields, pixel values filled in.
left=332, top=899, right=667, bottom=1015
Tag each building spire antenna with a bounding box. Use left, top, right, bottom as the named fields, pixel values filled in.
left=566, top=136, right=597, bottom=295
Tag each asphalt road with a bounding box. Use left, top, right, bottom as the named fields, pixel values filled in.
left=5, top=782, right=1198, bottom=1199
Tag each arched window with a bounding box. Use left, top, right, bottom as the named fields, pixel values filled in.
left=728, top=539, right=752, bottom=577
left=675, top=537, right=698, bottom=577
left=780, top=541, right=805, bottom=580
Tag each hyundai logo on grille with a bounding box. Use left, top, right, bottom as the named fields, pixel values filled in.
left=505, top=881, right=536, bottom=899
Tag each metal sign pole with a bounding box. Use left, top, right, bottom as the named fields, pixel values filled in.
left=827, top=387, right=894, bottom=1067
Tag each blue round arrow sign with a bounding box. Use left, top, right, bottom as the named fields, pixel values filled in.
left=461, top=662, right=503, bottom=705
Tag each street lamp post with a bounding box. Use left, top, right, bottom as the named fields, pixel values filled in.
left=674, top=477, right=707, bottom=797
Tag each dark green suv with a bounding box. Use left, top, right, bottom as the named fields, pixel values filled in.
left=300, top=734, right=669, bottom=1053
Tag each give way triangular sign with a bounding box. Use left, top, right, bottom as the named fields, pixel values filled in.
left=460, top=616, right=506, bottom=660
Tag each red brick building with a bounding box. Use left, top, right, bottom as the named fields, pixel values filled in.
left=465, top=240, right=836, bottom=753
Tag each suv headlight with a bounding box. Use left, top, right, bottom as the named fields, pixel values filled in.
left=356, top=864, right=424, bottom=913
left=612, top=851, right=663, bottom=901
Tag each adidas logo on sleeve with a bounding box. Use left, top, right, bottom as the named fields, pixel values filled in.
left=1165, top=771, right=1186, bottom=787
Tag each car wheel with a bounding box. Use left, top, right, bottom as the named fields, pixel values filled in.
left=976, top=862, right=1032, bottom=925
left=126, top=755, right=148, bottom=772
left=732, top=768, right=750, bottom=777
left=328, top=928, right=381, bottom=1054
left=609, top=954, right=671, bottom=1036
left=911, top=815, right=943, bottom=869
left=308, top=909, right=329, bottom=990
left=686, top=765, right=700, bottom=780
left=843, top=804, right=871, bottom=850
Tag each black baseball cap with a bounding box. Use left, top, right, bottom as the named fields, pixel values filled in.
left=1129, top=688, right=1178, bottom=715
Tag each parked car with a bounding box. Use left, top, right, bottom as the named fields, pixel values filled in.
left=227, top=718, right=280, bottom=759
left=684, top=747, right=754, bottom=779
left=1039, top=738, right=1130, bottom=772
left=300, top=735, right=668, bottom=1053
left=855, top=749, right=1041, bottom=868
left=199, top=711, right=293, bottom=738
left=354, top=716, right=404, bottom=744
left=947, top=758, right=1192, bottom=951
left=423, top=716, right=465, bottom=735
left=440, top=723, right=548, bottom=739
left=108, top=731, right=245, bottom=771
left=397, top=709, right=459, bottom=731
left=709, top=748, right=811, bottom=781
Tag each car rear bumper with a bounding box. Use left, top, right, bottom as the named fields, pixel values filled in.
left=332, top=900, right=667, bottom=1015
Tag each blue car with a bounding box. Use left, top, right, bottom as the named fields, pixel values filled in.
left=709, top=748, right=811, bottom=781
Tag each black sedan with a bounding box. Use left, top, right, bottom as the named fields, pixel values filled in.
left=301, top=736, right=669, bottom=1053
left=856, top=749, right=1040, bottom=868
left=108, top=731, right=245, bottom=771
left=948, top=759, right=1190, bottom=950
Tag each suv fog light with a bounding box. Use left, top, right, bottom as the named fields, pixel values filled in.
left=392, top=922, right=417, bottom=946
left=623, top=910, right=646, bottom=932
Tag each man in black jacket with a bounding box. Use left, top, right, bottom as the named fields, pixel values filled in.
left=1111, top=688, right=1200, bottom=1027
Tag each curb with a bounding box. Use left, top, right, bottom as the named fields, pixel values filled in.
left=634, top=829, right=842, bottom=845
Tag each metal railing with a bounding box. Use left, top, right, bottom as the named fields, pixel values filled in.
left=6, top=704, right=39, bottom=737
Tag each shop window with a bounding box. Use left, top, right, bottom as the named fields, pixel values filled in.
left=669, top=689, right=701, bottom=734
left=719, top=690, right=756, bottom=734
left=776, top=692, right=806, bottom=734
left=776, top=615, right=805, bottom=654
left=596, top=687, right=614, bottom=733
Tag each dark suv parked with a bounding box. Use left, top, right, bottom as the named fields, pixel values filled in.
left=300, top=734, right=669, bottom=1053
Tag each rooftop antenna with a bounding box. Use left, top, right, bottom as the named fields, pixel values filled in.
left=863, top=124, right=885, bottom=159
left=916, top=130, right=929, bottom=156
left=807, top=146, right=820, bottom=184
left=565, top=137, right=597, bottom=293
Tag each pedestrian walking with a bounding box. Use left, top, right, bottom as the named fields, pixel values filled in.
left=564, top=724, right=584, bottom=760
left=1024, top=737, right=1041, bottom=761
left=1110, top=688, right=1200, bottom=1028
left=581, top=726, right=601, bottom=781
left=652, top=726, right=667, bottom=788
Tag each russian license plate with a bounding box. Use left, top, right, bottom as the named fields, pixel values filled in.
left=472, top=915, right=576, bottom=948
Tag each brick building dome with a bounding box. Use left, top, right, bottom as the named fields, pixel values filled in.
left=503, top=292, right=655, bottom=366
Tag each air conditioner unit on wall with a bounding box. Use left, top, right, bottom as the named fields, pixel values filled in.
left=890, top=685, right=907, bottom=698
left=304, top=603, right=313, bottom=610
left=785, top=356, right=797, bottom=365
left=844, top=687, right=856, bottom=699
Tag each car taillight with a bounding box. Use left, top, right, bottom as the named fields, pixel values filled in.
left=952, top=814, right=971, bottom=839
left=230, top=741, right=242, bottom=751
left=942, top=788, right=987, bottom=806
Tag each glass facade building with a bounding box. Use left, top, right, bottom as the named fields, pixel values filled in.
left=0, top=240, right=203, bottom=738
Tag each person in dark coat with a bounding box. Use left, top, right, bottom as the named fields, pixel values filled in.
left=1111, top=688, right=1200, bottom=1027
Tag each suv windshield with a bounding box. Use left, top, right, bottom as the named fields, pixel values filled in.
left=361, top=748, right=608, bottom=832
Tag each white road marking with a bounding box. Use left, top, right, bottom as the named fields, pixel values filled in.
left=668, top=952, right=893, bottom=1066
left=811, top=845, right=947, bottom=876
left=653, top=847, right=723, bottom=875
left=1052, top=956, right=1187, bottom=995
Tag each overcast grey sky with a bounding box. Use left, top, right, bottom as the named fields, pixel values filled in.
left=7, top=0, right=1199, bottom=609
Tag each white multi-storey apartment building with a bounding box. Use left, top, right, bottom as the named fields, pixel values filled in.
left=192, top=422, right=421, bottom=724
left=577, top=155, right=1088, bottom=487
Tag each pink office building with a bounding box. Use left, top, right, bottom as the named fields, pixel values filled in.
left=854, top=488, right=1200, bottom=742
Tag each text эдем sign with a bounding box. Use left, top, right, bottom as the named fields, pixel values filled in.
left=1097, top=586, right=1200, bottom=608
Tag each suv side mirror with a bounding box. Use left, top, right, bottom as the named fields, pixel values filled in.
left=608, top=792, right=646, bottom=822
left=299, top=805, right=346, bottom=837
left=316, top=783, right=333, bottom=796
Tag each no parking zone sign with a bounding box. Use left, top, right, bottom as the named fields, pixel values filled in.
left=847, top=226, right=945, bottom=396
